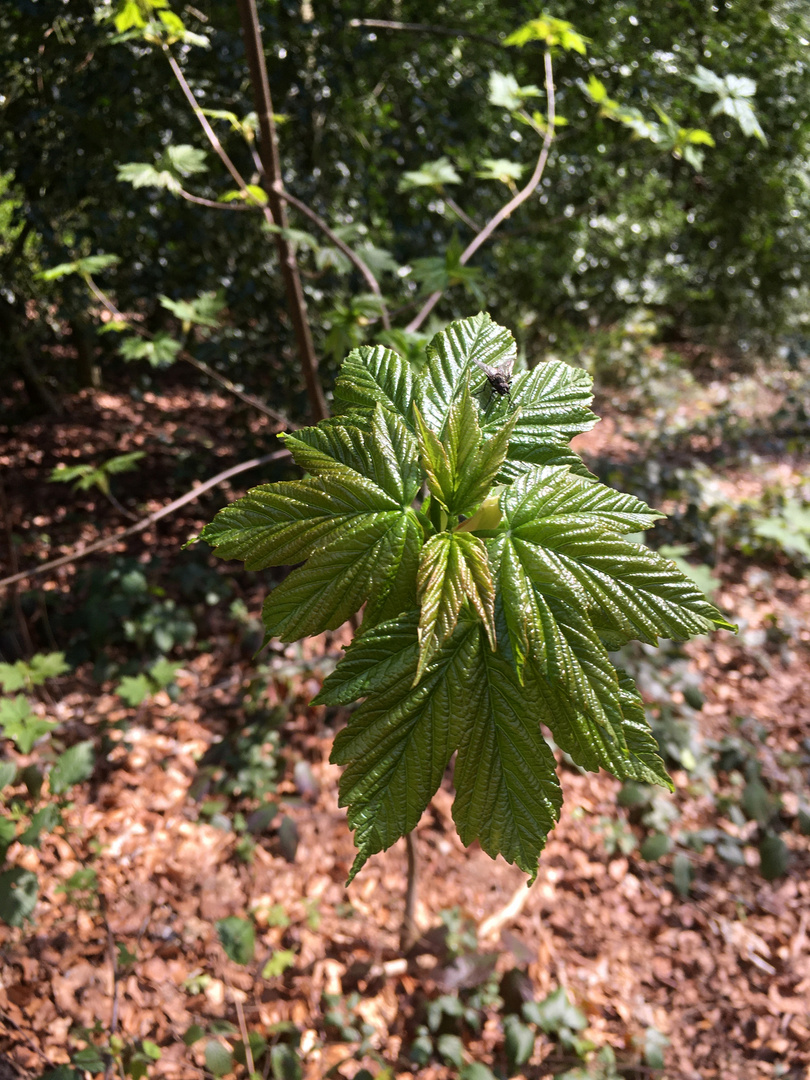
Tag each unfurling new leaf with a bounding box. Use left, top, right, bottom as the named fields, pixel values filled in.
left=202, top=312, right=735, bottom=882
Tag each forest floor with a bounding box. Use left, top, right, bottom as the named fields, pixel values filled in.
left=0, top=356, right=809, bottom=1080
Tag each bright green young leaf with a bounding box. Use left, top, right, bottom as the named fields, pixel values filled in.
left=398, top=156, right=461, bottom=191
left=37, top=254, right=119, bottom=281
left=506, top=15, right=589, bottom=55
left=116, top=673, right=154, bottom=706
left=159, top=289, right=225, bottom=328
left=416, top=532, right=495, bottom=680
left=0, top=696, right=56, bottom=754
left=476, top=158, right=525, bottom=184
left=488, top=72, right=541, bottom=111
left=119, top=332, right=182, bottom=367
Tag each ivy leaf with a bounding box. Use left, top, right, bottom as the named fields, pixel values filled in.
left=416, top=532, right=495, bottom=681
left=332, top=621, right=479, bottom=882
left=452, top=631, right=562, bottom=881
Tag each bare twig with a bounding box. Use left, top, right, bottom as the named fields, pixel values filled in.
left=0, top=450, right=289, bottom=592
left=478, top=876, right=539, bottom=942
left=236, top=0, right=328, bottom=421
left=177, top=188, right=251, bottom=211
left=400, top=831, right=420, bottom=952
left=246, top=143, right=389, bottom=327
left=233, top=993, right=255, bottom=1074
left=349, top=18, right=502, bottom=48
left=84, top=275, right=290, bottom=427
left=444, top=196, right=481, bottom=232
left=277, top=187, right=390, bottom=329
left=164, top=46, right=270, bottom=216
left=406, top=50, right=556, bottom=333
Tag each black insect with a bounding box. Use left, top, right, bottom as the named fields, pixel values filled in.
left=472, top=354, right=515, bottom=410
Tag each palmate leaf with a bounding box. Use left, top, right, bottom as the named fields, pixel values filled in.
left=204, top=309, right=736, bottom=884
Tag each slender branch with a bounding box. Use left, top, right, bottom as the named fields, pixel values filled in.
left=444, top=196, right=481, bottom=232
left=349, top=18, right=502, bottom=48
left=177, top=188, right=251, bottom=211
left=164, top=46, right=270, bottom=216
left=478, top=875, right=539, bottom=942
left=84, top=275, right=290, bottom=427
left=236, top=0, right=328, bottom=421
left=277, top=187, right=391, bottom=329
left=406, top=50, right=556, bottom=333
left=246, top=144, right=389, bottom=327
left=0, top=450, right=289, bottom=592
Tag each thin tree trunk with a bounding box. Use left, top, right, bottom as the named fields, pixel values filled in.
left=235, top=0, right=328, bottom=422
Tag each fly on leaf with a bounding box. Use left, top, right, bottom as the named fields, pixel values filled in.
left=472, top=354, right=514, bottom=409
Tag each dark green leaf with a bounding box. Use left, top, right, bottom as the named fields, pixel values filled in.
left=269, top=1043, right=302, bottom=1080
left=504, top=1014, right=536, bottom=1070
left=332, top=622, right=478, bottom=882
left=205, top=1040, right=233, bottom=1078
left=216, top=916, right=255, bottom=965
left=640, top=833, right=671, bottom=861
left=0, top=868, right=38, bottom=927
left=759, top=833, right=789, bottom=880
left=436, top=1033, right=464, bottom=1069
left=523, top=986, right=586, bottom=1034
left=334, top=345, right=415, bottom=424
left=71, top=1046, right=106, bottom=1074
left=19, top=804, right=60, bottom=847
left=453, top=631, right=562, bottom=881
left=313, top=614, right=420, bottom=706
